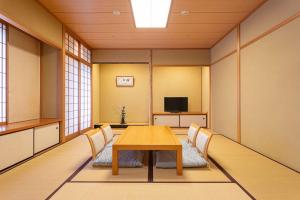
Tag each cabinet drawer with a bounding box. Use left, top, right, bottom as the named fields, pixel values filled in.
left=0, top=129, right=34, bottom=171
left=34, top=123, right=59, bottom=153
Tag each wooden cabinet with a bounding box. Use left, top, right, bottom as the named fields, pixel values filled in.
left=0, top=119, right=60, bottom=172
left=0, top=129, right=34, bottom=171
left=153, top=113, right=207, bottom=128
left=34, top=123, right=59, bottom=153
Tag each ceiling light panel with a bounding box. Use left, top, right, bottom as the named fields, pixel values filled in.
left=131, top=0, right=172, bottom=28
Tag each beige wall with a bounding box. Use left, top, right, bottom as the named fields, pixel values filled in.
left=92, top=64, right=100, bottom=124
left=241, top=17, right=300, bottom=172
left=99, top=64, right=150, bottom=123
left=40, top=43, right=59, bottom=118
left=240, top=0, right=300, bottom=45
left=153, top=66, right=202, bottom=113
left=92, top=49, right=211, bottom=66
left=8, top=26, right=40, bottom=123
left=92, top=50, right=151, bottom=63
left=0, top=0, right=62, bottom=48
left=211, top=54, right=237, bottom=140
left=211, top=0, right=300, bottom=171
left=201, top=67, right=210, bottom=113
left=211, top=28, right=237, bottom=63
left=152, top=49, right=210, bottom=66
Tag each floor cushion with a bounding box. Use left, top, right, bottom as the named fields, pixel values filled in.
left=156, top=145, right=208, bottom=168
left=92, top=146, right=144, bottom=168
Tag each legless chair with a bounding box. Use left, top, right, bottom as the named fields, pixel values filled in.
left=156, top=128, right=213, bottom=168
left=101, top=123, right=114, bottom=144
left=195, top=128, right=213, bottom=161
left=85, top=127, right=144, bottom=168
left=84, top=129, right=106, bottom=160
left=186, top=123, right=200, bottom=146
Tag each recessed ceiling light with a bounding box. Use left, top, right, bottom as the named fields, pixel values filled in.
left=112, top=10, right=121, bottom=16
left=180, top=10, right=190, bottom=16
left=130, top=0, right=172, bottom=28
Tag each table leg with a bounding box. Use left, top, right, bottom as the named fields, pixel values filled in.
left=176, top=147, right=183, bottom=175
left=112, top=146, right=119, bottom=175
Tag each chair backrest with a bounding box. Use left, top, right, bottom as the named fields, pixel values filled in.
left=187, top=123, right=200, bottom=146
left=84, top=129, right=106, bottom=160
left=101, top=123, right=114, bottom=143
left=195, top=128, right=213, bottom=160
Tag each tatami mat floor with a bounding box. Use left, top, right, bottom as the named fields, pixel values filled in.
left=208, top=135, right=300, bottom=200
left=0, top=131, right=299, bottom=200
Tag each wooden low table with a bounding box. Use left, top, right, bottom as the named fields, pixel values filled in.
left=112, top=126, right=182, bottom=175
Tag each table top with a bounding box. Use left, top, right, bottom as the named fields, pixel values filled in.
left=114, top=126, right=181, bottom=148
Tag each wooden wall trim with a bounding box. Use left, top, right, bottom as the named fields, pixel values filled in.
left=236, top=25, right=241, bottom=143
left=241, top=11, right=300, bottom=49
left=149, top=50, right=153, bottom=125
left=60, top=26, right=66, bottom=143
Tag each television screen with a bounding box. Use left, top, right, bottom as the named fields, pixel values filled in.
left=164, top=97, right=188, bottom=113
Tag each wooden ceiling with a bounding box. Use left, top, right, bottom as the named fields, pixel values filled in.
left=38, top=0, right=266, bottom=49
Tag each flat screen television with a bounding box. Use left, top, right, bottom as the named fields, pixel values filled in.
left=164, top=97, right=188, bottom=113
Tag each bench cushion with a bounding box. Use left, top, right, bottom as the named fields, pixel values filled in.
left=92, top=146, right=144, bottom=168
left=156, top=144, right=208, bottom=168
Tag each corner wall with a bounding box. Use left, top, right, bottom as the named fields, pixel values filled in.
left=210, top=0, right=300, bottom=172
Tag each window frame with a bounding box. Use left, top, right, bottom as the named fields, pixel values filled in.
left=0, top=20, right=8, bottom=125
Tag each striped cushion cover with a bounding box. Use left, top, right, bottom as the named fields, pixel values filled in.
left=92, top=146, right=144, bottom=168
left=156, top=141, right=208, bottom=168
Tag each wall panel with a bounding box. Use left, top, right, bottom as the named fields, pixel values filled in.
left=0, top=0, right=62, bottom=48
left=201, top=67, right=210, bottom=113
left=211, top=54, right=237, bottom=140
left=241, top=0, right=300, bottom=45
left=153, top=66, right=202, bottom=113
left=92, top=50, right=151, bottom=63
left=99, top=64, right=150, bottom=123
left=92, top=64, right=100, bottom=124
left=8, top=26, right=40, bottom=123
left=211, top=28, right=237, bottom=63
left=241, top=17, right=300, bottom=172
left=40, top=43, right=59, bottom=118
left=152, top=49, right=210, bottom=66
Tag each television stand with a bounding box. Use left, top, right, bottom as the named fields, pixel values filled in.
left=152, top=112, right=207, bottom=128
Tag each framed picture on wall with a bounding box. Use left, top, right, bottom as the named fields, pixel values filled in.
left=116, top=76, right=134, bottom=87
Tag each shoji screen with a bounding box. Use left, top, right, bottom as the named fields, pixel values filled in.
left=64, top=32, right=92, bottom=139
left=65, top=56, right=79, bottom=136
left=80, top=63, right=91, bottom=130
left=0, top=23, right=7, bottom=123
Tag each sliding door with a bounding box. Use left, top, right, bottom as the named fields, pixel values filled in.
left=0, top=22, right=7, bottom=124
left=63, top=31, right=92, bottom=141
left=80, top=63, right=91, bottom=131
left=65, top=56, right=79, bottom=137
